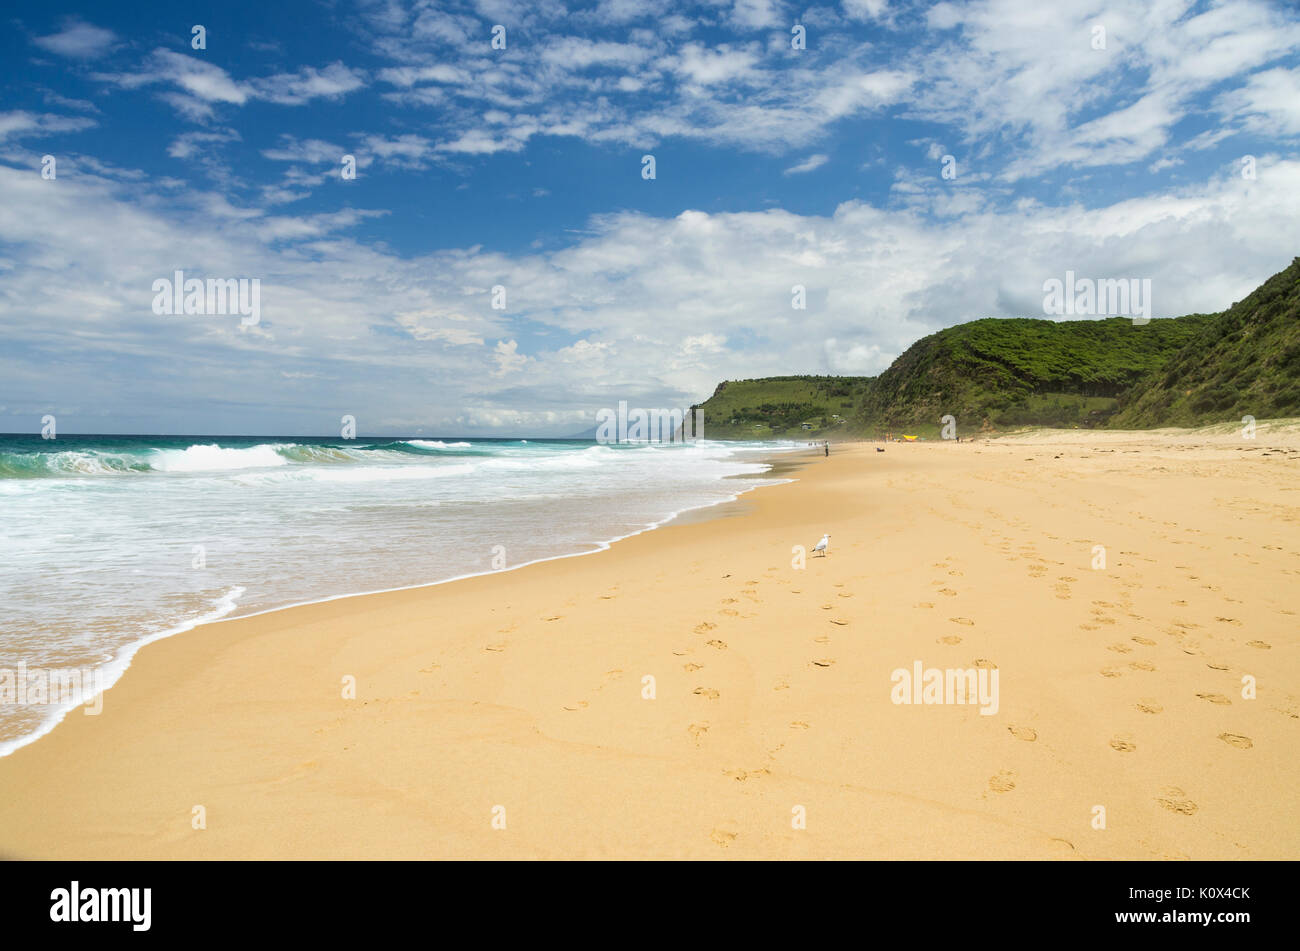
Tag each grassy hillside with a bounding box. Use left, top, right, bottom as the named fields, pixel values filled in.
left=1110, top=258, right=1300, bottom=427
left=853, top=314, right=1213, bottom=434
left=694, top=375, right=870, bottom=438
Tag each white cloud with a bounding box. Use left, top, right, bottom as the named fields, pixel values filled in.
left=261, top=137, right=351, bottom=163
left=32, top=20, right=117, bottom=59
left=670, top=43, right=761, bottom=85
left=785, top=154, right=829, bottom=175
left=92, top=51, right=365, bottom=120
left=492, top=339, right=528, bottom=376
left=3, top=154, right=1297, bottom=432
left=907, top=0, right=1300, bottom=180
left=1218, top=66, right=1300, bottom=136
left=843, top=0, right=889, bottom=22
left=168, top=129, right=241, bottom=160
left=252, top=64, right=367, bottom=105
left=731, top=0, right=784, bottom=30
left=0, top=111, right=96, bottom=143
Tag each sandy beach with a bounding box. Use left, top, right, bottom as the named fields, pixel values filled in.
left=1, top=425, right=1297, bottom=860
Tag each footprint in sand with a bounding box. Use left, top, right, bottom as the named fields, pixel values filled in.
left=720, top=609, right=739, bottom=617
left=837, top=592, right=853, bottom=598
left=1136, top=699, right=1163, bottom=714
left=949, top=617, right=975, bottom=626
left=1107, top=644, right=1133, bottom=653
left=1156, top=787, right=1198, bottom=815
left=916, top=602, right=935, bottom=609
left=694, top=621, right=717, bottom=634
left=1197, top=692, right=1231, bottom=704
left=1206, top=661, right=1229, bottom=671
left=485, top=642, right=507, bottom=652
left=562, top=701, right=589, bottom=711
left=810, top=658, right=836, bottom=668
left=773, top=679, right=789, bottom=691
left=790, top=720, right=810, bottom=730
left=939, top=634, right=963, bottom=645
left=1110, top=736, right=1137, bottom=753
left=1059, top=576, right=1078, bottom=583
left=706, top=639, right=727, bottom=650
left=542, top=615, right=563, bottom=621
left=1008, top=725, right=1037, bottom=742
left=1246, top=640, right=1272, bottom=650
left=683, top=662, right=703, bottom=672
left=687, top=722, right=709, bottom=743
left=1131, top=636, right=1156, bottom=646
left=820, top=604, right=833, bottom=610
left=973, top=658, right=998, bottom=669
left=721, top=598, right=738, bottom=605
left=693, top=687, right=720, bottom=700
left=829, top=618, right=849, bottom=626
left=938, top=588, right=958, bottom=597
left=1129, top=660, right=1156, bottom=672
left=989, top=770, right=1016, bottom=793
left=1219, top=733, right=1253, bottom=749
left=710, top=828, right=738, bottom=847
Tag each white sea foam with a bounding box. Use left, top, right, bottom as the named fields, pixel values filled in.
left=405, top=439, right=473, bottom=449
left=0, top=586, right=246, bottom=759
left=149, top=443, right=293, bottom=472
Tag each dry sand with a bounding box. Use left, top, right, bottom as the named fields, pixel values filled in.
left=1, top=424, right=1297, bottom=859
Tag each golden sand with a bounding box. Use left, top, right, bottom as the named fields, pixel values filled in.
left=1, top=426, right=1297, bottom=859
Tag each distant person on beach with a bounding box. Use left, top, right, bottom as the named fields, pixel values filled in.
left=824, top=442, right=829, bottom=456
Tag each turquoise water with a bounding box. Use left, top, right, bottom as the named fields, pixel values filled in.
left=0, top=433, right=795, bottom=754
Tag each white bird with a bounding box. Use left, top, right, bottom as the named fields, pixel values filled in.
left=813, top=533, right=830, bottom=557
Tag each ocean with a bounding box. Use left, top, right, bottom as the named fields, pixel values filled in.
left=0, top=433, right=796, bottom=756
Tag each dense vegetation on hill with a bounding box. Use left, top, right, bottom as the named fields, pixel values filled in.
left=853, top=315, right=1212, bottom=434
left=694, top=258, right=1300, bottom=438
left=1110, top=258, right=1300, bottom=427
left=693, top=376, right=868, bottom=438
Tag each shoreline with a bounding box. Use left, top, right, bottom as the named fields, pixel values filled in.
left=0, top=431, right=1296, bottom=858
left=0, top=444, right=817, bottom=761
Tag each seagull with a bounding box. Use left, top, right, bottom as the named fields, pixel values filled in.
left=813, top=533, right=830, bottom=557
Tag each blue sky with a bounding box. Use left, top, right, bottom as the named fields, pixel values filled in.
left=2, top=0, right=1299, bottom=435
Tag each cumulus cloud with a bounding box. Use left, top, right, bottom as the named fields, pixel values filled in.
left=2, top=154, right=1298, bottom=433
